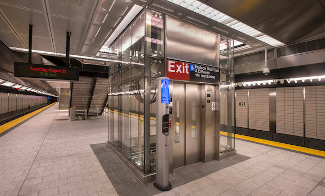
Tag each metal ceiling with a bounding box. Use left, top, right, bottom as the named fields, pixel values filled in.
left=0, top=0, right=148, bottom=56
left=0, top=0, right=324, bottom=59
left=199, top=0, right=325, bottom=44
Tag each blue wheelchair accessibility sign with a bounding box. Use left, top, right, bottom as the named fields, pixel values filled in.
left=190, top=64, right=195, bottom=71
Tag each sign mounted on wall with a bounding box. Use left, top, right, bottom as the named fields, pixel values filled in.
left=14, top=62, right=79, bottom=81
left=167, top=60, right=219, bottom=83
left=161, top=79, right=170, bottom=104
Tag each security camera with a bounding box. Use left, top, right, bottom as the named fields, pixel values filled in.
left=263, top=67, right=270, bottom=75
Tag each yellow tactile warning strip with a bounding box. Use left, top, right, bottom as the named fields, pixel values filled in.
left=0, top=103, right=56, bottom=135
left=107, top=110, right=325, bottom=157
left=220, top=131, right=325, bottom=158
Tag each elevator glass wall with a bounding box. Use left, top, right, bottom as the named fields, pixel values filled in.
left=219, top=35, right=236, bottom=155
left=107, top=10, right=165, bottom=174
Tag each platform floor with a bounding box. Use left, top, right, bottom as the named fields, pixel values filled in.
left=0, top=104, right=324, bottom=196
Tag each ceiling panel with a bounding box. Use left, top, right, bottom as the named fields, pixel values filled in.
left=149, top=0, right=192, bottom=18
left=0, top=0, right=44, bottom=12
left=109, top=0, right=129, bottom=16
left=253, top=0, right=325, bottom=43
left=48, top=0, right=96, bottom=22
left=0, top=14, right=11, bottom=31
left=203, top=0, right=299, bottom=27
left=55, top=39, right=81, bottom=54
left=0, top=4, right=50, bottom=38
left=80, top=45, right=100, bottom=56
left=51, top=16, right=87, bottom=43
left=84, top=25, right=101, bottom=45
left=101, top=13, right=123, bottom=29
left=0, top=31, right=24, bottom=48
left=19, top=35, right=53, bottom=51
left=91, top=11, right=107, bottom=25
left=84, top=25, right=111, bottom=46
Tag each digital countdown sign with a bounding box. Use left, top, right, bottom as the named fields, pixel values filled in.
left=14, top=62, right=79, bottom=81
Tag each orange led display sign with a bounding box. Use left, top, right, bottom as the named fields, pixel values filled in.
left=14, top=62, right=79, bottom=81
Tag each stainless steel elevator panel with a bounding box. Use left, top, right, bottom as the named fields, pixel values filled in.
left=186, top=84, right=201, bottom=164
left=172, top=83, right=186, bottom=168
left=201, top=85, right=217, bottom=162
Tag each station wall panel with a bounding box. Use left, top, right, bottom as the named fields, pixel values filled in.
left=235, top=89, right=248, bottom=128
left=0, top=93, right=8, bottom=114
left=249, top=89, right=269, bottom=131
left=316, top=86, right=325, bottom=140
left=17, top=94, right=22, bottom=110
left=306, top=86, right=318, bottom=139
left=276, top=88, right=285, bottom=134
left=293, top=87, right=304, bottom=137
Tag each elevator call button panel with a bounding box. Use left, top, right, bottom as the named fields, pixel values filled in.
left=162, top=114, right=169, bottom=135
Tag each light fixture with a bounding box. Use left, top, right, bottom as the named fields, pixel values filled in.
left=102, top=13, right=109, bottom=23
left=1, top=81, right=15, bottom=87
left=100, top=4, right=143, bottom=50
left=109, top=0, right=116, bottom=12
left=12, top=84, right=22, bottom=89
left=166, top=0, right=284, bottom=47
left=239, top=75, right=325, bottom=87
left=9, top=47, right=144, bottom=66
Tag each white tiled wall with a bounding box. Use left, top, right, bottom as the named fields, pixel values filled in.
left=306, top=86, right=325, bottom=140
left=234, top=85, right=325, bottom=141
left=316, top=86, right=325, bottom=140
left=305, top=86, right=316, bottom=138
left=249, top=89, right=269, bottom=132
left=235, top=89, right=248, bottom=128
left=276, top=87, right=303, bottom=136
left=276, top=88, right=285, bottom=134
left=294, top=87, right=304, bottom=137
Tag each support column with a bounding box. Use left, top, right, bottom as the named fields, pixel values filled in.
left=143, top=9, right=152, bottom=174
left=66, top=32, right=71, bottom=67
left=28, top=24, right=33, bottom=63
left=219, top=37, right=236, bottom=158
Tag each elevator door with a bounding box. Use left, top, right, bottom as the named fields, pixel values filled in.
left=172, top=83, right=185, bottom=168
left=172, top=83, right=201, bottom=168
left=185, top=84, right=201, bottom=164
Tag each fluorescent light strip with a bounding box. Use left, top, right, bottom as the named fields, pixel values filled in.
left=113, top=17, right=121, bottom=27
left=121, top=7, right=129, bottom=16
left=167, top=0, right=284, bottom=47
left=101, top=4, right=143, bottom=50
left=92, top=27, right=102, bottom=43
left=104, top=29, right=112, bottom=40
left=152, top=3, right=174, bottom=12
left=13, top=84, right=22, bottom=88
left=10, top=47, right=144, bottom=66
left=1, top=81, right=15, bottom=86
left=102, top=13, right=108, bottom=23
left=238, top=75, right=325, bottom=87
left=0, top=79, right=54, bottom=95
left=108, top=0, right=116, bottom=12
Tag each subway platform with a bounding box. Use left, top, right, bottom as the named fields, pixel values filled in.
left=0, top=104, right=325, bottom=196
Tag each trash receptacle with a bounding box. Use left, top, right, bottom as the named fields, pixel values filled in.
left=70, top=107, right=76, bottom=121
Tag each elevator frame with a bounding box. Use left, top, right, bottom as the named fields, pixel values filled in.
left=107, top=8, right=236, bottom=183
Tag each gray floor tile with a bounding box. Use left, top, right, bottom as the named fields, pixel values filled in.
left=2, top=104, right=325, bottom=196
